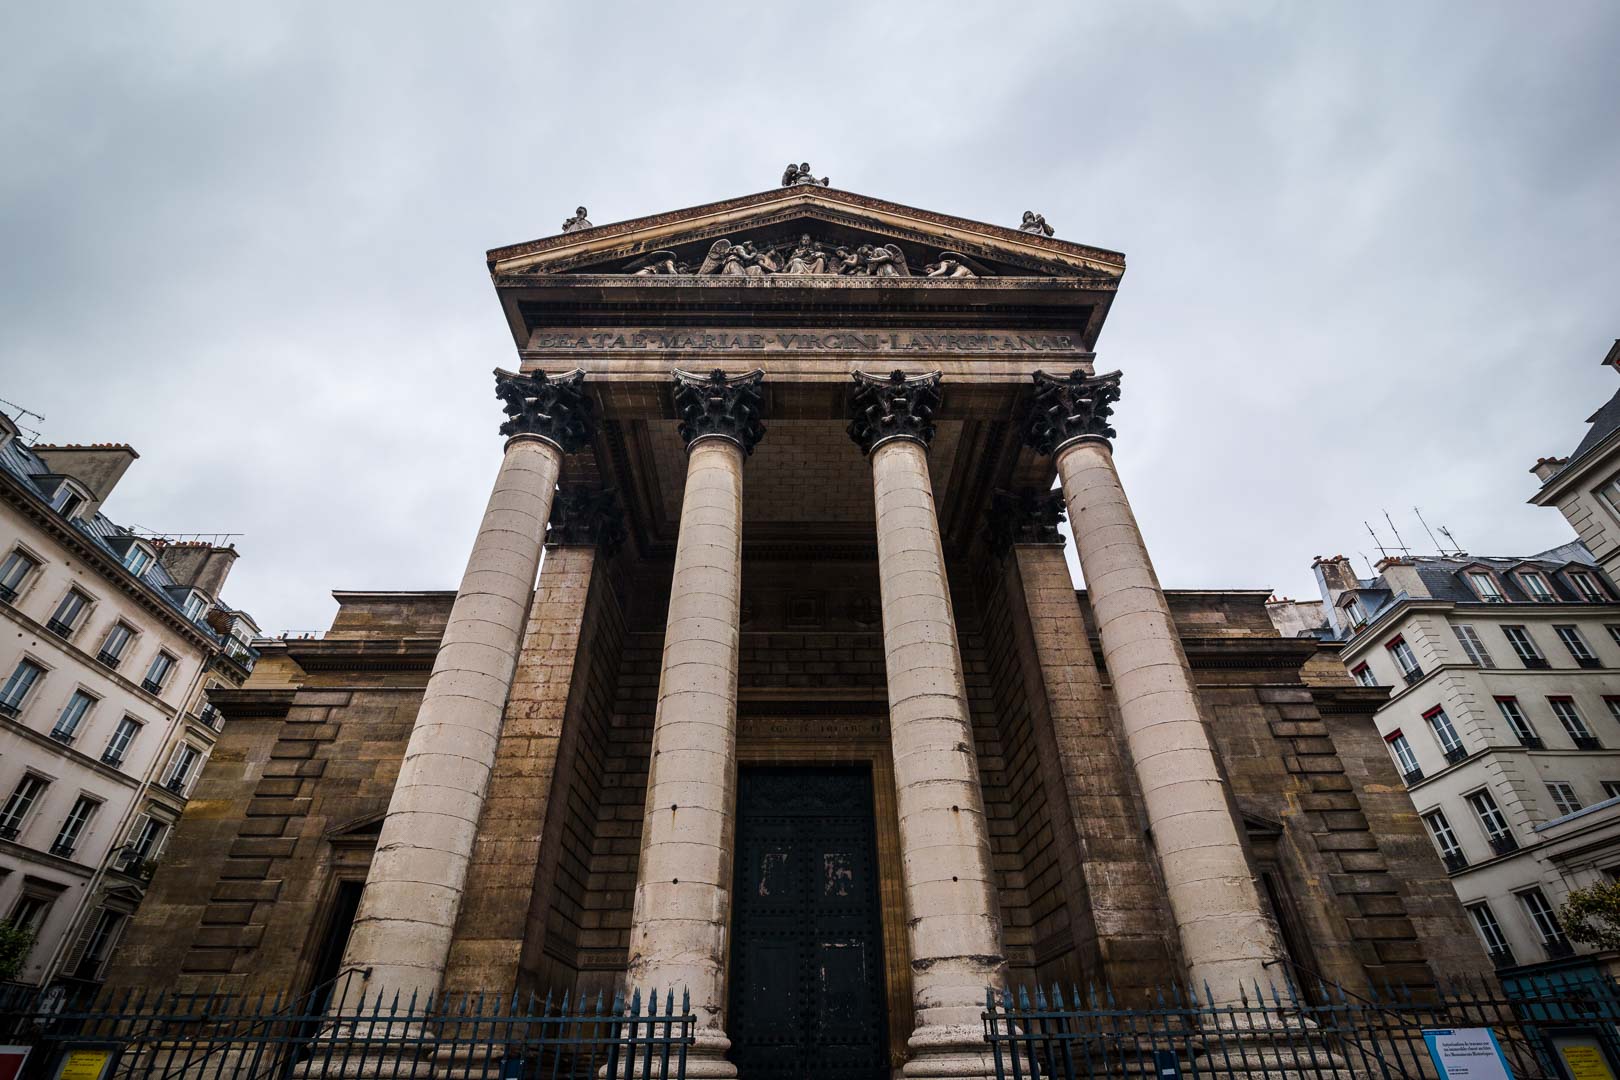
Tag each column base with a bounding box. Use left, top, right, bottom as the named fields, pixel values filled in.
left=903, top=1023, right=1003, bottom=1080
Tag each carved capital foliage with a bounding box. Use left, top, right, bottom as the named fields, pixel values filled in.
left=495, top=368, right=595, bottom=452
left=846, top=370, right=943, bottom=455
left=1023, top=369, right=1122, bottom=456
left=672, top=368, right=766, bottom=454
left=986, top=488, right=1067, bottom=559
left=546, top=486, right=626, bottom=555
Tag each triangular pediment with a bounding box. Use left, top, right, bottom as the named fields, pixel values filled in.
left=487, top=186, right=1125, bottom=284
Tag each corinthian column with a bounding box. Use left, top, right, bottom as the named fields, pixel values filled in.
left=848, top=370, right=1007, bottom=1080
left=625, top=368, right=765, bottom=1080
left=339, top=368, right=593, bottom=1005
left=1024, top=369, right=1281, bottom=1000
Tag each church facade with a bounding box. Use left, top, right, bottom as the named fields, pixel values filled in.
left=108, top=182, right=1489, bottom=1079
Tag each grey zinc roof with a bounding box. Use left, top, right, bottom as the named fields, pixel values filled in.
left=1569, top=387, right=1620, bottom=463
left=0, top=434, right=224, bottom=642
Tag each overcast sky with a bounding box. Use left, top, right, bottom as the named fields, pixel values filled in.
left=2, top=3, right=1617, bottom=632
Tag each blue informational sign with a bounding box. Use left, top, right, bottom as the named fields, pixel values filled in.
left=1152, top=1049, right=1182, bottom=1080
left=1423, top=1028, right=1516, bottom=1080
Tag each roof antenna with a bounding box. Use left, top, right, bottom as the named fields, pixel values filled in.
left=1363, top=521, right=1390, bottom=560
left=1438, top=524, right=1465, bottom=558
left=1413, top=506, right=1445, bottom=556
left=1358, top=551, right=1379, bottom=576
left=1382, top=510, right=1411, bottom=557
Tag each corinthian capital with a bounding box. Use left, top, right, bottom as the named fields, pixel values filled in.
left=1023, top=369, right=1123, bottom=456
left=672, top=368, right=766, bottom=454
left=494, top=368, right=595, bottom=452
left=846, top=370, right=943, bottom=455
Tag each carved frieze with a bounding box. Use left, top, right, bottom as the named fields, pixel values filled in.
left=846, top=370, right=943, bottom=455
left=1022, top=369, right=1123, bottom=455
left=545, top=486, right=626, bottom=555
left=985, top=488, right=1067, bottom=558
left=672, top=368, right=767, bottom=454
left=494, top=368, right=595, bottom=452
left=622, top=232, right=987, bottom=279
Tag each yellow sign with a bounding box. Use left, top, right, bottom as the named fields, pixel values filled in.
left=55, top=1050, right=111, bottom=1080
left=1561, top=1044, right=1616, bottom=1080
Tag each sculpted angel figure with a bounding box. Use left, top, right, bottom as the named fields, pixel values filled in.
left=831, top=246, right=865, bottom=275
left=864, top=243, right=910, bottom=278
left=561, top=206, right=592, bottom=233
left=1019, top=210, right=1054, bottom=236
left=626, top=250, right=689, bottom=275
left=924, top=251, right=988, bottom=278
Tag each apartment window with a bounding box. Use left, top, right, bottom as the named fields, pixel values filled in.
left=1604, top=781, right=1620, bottom=801
left=1556, top=625, right=1601, bottom=668
left=122, top=543, right=153, bottom=577
left=73, top=909, right=126, bottom=979
left=6, top=892, right=54, bottom=934
left=126, top=815, right=168, bottom=861
left=1609, top=625, right=1620, bottom=652
left=1343, top=596, right=1367, bottom=629
left=1550, top=698, right=1600, bottom=749
left=1503, top=625, right=1548, bottom=668
left=51, top=689, right=97, bottom=744
left=0, top=549, right=38, bottom=603
left=1386, top=730, right=1422, bottom=782
left=102, top=715, right=142, bottom=767
left=47, top=589, right=91, bottom=637
left=1495, top=697, right=1541, bottom=748
left=0, top=773, right=48, bottom=840
left=1570, top=571, right=1608, bottom=602
left=182, top=591, right=208, bottom=621
left=1386, top=636, right=1423, bottom=683
left=1453, top=624, right=1497, bottom=668
left=1350, top=662, right=1376, bottom=688
left=1423, top=809, right=1467, bottom=871
left=1467, top=902, right=1515, bottom=966
left=1518, top=888, right=1573, bottom=957
left=1468, top=572, right=1506, bottom=602
left=97, top=622, right=134, bottom=668
left=0, top=658, right=45, bottom=718
left=142, top=652, right=176, bottom=695
left=1519, top=572, right=1556, bottom=602
left=1466, top=789, right=1517, bottom=854
left=164, top=743, right=201, bottom=794
left=49, top=482, right=86, bottom=519
left=1606, top=697, right=1620, bottom=726
left=51, top=795, right=99, bottom=858
left=1425, top=706, right=1467, bottom=763
left=1547, top=782, right=1584, bottom=817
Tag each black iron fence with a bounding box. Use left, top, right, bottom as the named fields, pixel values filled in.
left=985, top=975, right=1620, bottom=1080
left=0, top=978, right=693, bottom=1080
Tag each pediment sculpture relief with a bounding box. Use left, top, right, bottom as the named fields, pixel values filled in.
left=623, top=233, right=992, bottom=279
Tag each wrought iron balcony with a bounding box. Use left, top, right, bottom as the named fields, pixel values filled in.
left=101, top=749, right=124, bottom=767
left=49, top=840, right=75, bottom=858
left=1574, top=735, right=1602, bottom=751
left=46, top=618, right=76, bottom=638
left=95, top=650, right=122, bottom=669
left=1522, top=656, right=1551, bottom=669
left=1401, top=668, right=1425, bottom=686
left=196, top=703, right=223, bottom=729
left=0, top=583, right=16, bottom=604
left=1517, top=735, right=1544, bottom=749
left=0, top=823, right=18, bottom=841
left=48, top=728, right=75, bottom=745
left=1488, top=946, right=1517, bottom=968
left=1578, top=657, right=1603, bottom=669
left=1402, top=767, right=1424, bottom=785
left=1442, top=851, right=1469, bottom=873
left=1443, top=745, right=1470, bottom=765
left=163, top=776, right=189, bottom=795
left=142, top=678, right=165, bottom=695
left=0, top=701, right=19, bottom=719
left=1489, top=833, right=1520, bottom=856
left=1544, top=938, right=1575, bottom=959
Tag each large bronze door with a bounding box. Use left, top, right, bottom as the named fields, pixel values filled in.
left=729, top=766, right=889, bottom=1080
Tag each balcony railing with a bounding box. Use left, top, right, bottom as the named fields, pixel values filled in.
left=1517, top=735, right=1544, bottom=749
left=1578, top=656, right=1603, bottom=669
left=95, top=650, right=122, bottom=669
left=1442, top=851, right=1469, bottom=873
left=1443, top=745, right=1470, bottom=765
left=0, top=583, right=16, bottom=604
left=1488, top=945, right=1517, bottom=968
left=1522, top=656, right=1551, bottom=669
left=100, top=749, right=124, bottom=767
left=48, top=728, right=75, bottom=745
left=1402, top=767, right=1424, bottom=785
left=1401, top=668, right=1425, bottom=686
left=1489, top=833, right=1520, bottom=856
left=46, top=618, right=76, bottom=638
left=1574, top=735, right=1603, bottom=751
left=1544, top=938, right=1576, bottom=959
left=0, top=701, right=19, bottom=719
left=142, top=678, right=165, bottom=695
left=196, top=703, right=223, bottom=729
left=163, top=776, right=189, bottom=795
left=49, top=840, right=75, bottom=858
left=0, top=823, right=18, bottom=841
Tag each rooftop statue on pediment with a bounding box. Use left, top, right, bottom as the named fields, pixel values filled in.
left=781, top=162, right=829, bottom=187
left=561, top=206, right=592, bottom=233
left=1019, top=210, right=1054, bottom=236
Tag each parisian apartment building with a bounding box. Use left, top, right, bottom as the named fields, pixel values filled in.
left=1269, top=339, right=1620, bottom=987
left=0, top=408, right=258, bottom=990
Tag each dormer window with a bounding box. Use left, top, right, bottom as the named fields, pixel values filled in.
left=1466, top=571, right=1505, bottom=603
left=1568, top=570, right=1608, bottom=603
left=182, top=592, right=209, bottom=622
left=1342, top=596, right=1367, bottom=629
left=122, top=543, right=154, bottom=577
left=1518, top=571, right=1556, bottom=602
left=49, top=481, right=89, bottom=520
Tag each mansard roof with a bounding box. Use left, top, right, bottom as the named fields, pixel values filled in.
left=487, top=185, right=1126, bottom=280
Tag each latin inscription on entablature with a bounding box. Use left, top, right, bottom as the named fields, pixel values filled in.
left=526, top=328, right=1089, bottom=356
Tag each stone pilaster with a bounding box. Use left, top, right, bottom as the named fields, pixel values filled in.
left=1024, top=369, right=1281, bottom=1001
left=338, top=369, right=593, bottom=1006
left=624, top=369, right=764, bottom=1079
left=849, top=370, right=1007, bottom=1080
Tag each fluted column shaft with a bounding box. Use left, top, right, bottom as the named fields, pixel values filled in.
left=1055, top=435, right=1277, bottom=998
left=340, top=433, right=562, bottom=1002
